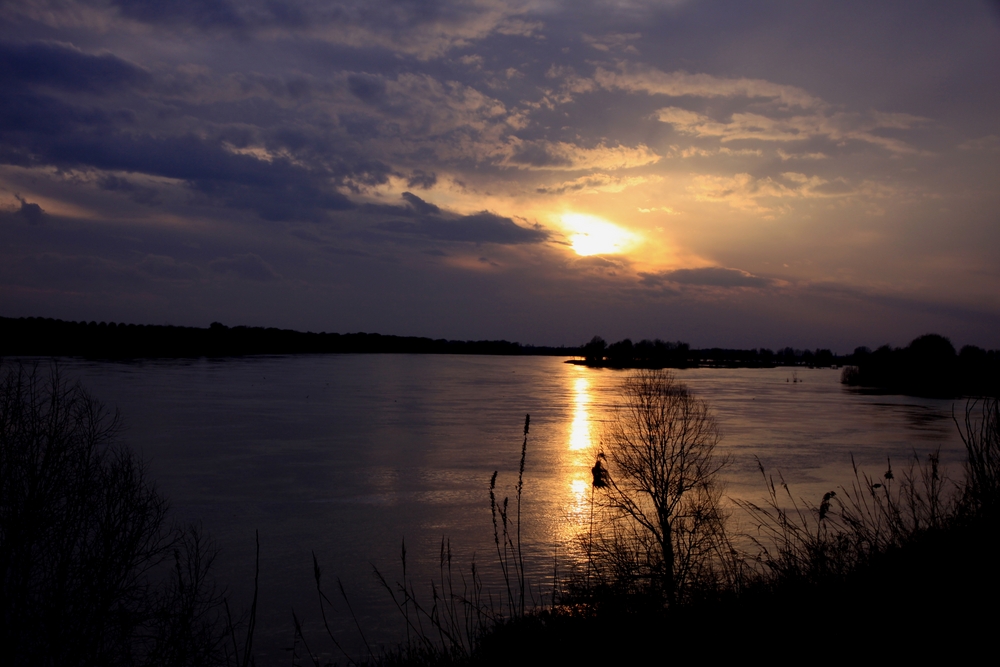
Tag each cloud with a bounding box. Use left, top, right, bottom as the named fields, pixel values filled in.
left=673, top=146, right=763, bottom=158
left=401, top=191, right=441, bottom=215
left=111, top=0, right=246, bottom=30
left=580, top=63, right=923, bottom=155
left=136, top=254, right=201, bottom=281
left=655, top=106, right=923, bottom=154
left=375, top=192, right=548, bottom=245
left=98, top=174, right=160, bottom=204
left=777, top=149, right=828, bottom=161
left=209, top=253, right=280, bottom=281
left=959, top=135, right=1000, bottom=151
left=641, top=267, right=773, bottom=288
left=406, top=170, right=437, bottom=189
left=596, top=64, right=824, bottom=109
left=583, top=32, right=641, bottom=53
left=90, top=0, right=542, bottom=59
left=0, top=40, right=150, bottom=93
left=0, top=87, right=366, bottom=220
left=347, top=73, right=387, bottom=103
left=503, top=140, right=660, bottom=170
left=536, top=173, right=661, bottom=194
left=27, top=252, right=126, bottom=282
left=687, top=172, right=858, bottom=215
left=5, top=195, right=46, bottom=225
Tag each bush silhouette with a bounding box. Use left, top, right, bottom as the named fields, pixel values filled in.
left=0, top=363, right=229, bottom=666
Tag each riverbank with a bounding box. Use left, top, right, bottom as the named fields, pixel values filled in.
left=349, top=396, right=1000, bottom=666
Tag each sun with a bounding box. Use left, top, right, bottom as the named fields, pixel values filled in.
left=562, top=213, right=638, bottom=256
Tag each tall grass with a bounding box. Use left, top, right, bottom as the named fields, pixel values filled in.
left=296, top=415, right=542, bottom=667
left=734, top=451, right=951, bottom=589
left=296, top=395, right=1000, bottom=666
left=956, top=396, right=1000, bottom=517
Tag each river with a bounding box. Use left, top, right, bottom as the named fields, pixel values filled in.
left=24, top=354, right=966, bottom=662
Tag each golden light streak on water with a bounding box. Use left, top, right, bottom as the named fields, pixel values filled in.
left=568, top=376, right=593, bottom=451
left=558, top=370, right=603, bottom=560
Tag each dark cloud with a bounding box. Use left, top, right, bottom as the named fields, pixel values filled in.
left=0, top=40, right=150, bottom=93
left=191, top=177, right=356, bottom=222
left=28, top=253, right=126, bottom=282
left=406, top=170, right=437, bottom=189
left=288, top=228, right=324, bottom=243
left=209, top=253, right=280, bottom=281
left=99, top=175, right=160, bottom=204
left=337, top=113, right=382, bottom=140
left=376, top=214, right=548, bottom=245
left=401, top=191, right=441, bottom=215
left=641, top=267, right=772, bottom=288
left=0, top=90, right=365, bottom=220
left=136, top=254, right=201, bottom=281
left=0, top=92, right=133, bottom=160
left=264, top=0, right=310, bottom=28
left=347, top=73, right=387, bottom=103
left=508, top=143, right=571, bottom=168
left=100, top=0, right=478, bottom=37
left=76, top=134, right=357, bottom=219
left=111, top=0, right=246, bottom=29
left=7, top=195, right=45, bottom=225
left=376, top=193, right=548, bottom=245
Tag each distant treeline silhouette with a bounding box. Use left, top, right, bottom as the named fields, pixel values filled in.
left=573, top=335, right=842, bottom=369
left=6, top=319, right=996, bottom=398
left=841, top=333, right=1000, bottom=398
left=0, top=316, right=575, bottom=359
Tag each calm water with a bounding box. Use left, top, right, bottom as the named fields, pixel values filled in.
left=33, top=355, right=965, bottom=662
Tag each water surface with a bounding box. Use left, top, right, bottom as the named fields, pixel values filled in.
left=37, top=355, right=965, bottom=662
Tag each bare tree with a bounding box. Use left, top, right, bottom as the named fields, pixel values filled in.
left=595, top=369, right=730, bottom=601
left=0, top=362, right=231, bottom=666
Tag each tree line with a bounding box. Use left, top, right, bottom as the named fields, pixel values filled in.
left=0, top=317, right=571, bottom=359
left=577, top=335, right=841, bottom=368
left=841, top=333, right=1000, bottom=397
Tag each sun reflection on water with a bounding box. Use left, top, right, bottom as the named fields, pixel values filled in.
left=568, top=377, right=592, bottom=451
left=561, top=373, right=599, bottom=546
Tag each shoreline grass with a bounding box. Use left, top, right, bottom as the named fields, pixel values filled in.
left=300, top=392, right=999, bottom=666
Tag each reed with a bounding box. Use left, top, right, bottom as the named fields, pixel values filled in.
left=260, top=391, right=1000, bottom=665
left=297, top=415, right=543, bottom=667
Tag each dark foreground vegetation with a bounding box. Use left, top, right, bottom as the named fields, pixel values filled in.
left=0, top=363, right=255, bottom=666
left=315, top=373, right=999, bottom=666
left=3, top=362, right=998, bottom=666
left=842, top=333, right=1000, bottom=398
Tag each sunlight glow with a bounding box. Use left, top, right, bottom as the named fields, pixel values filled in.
left=562, top=213, right=638, bottom=256
left=568, top=376, right=593, bottom=451
left=566, top=475, right=591, bottom=523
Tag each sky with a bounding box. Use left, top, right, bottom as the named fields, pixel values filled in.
left=1, top=0, right=999, bottom=350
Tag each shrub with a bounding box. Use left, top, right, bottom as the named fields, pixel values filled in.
left=0, top=363, right=229, bottom=666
